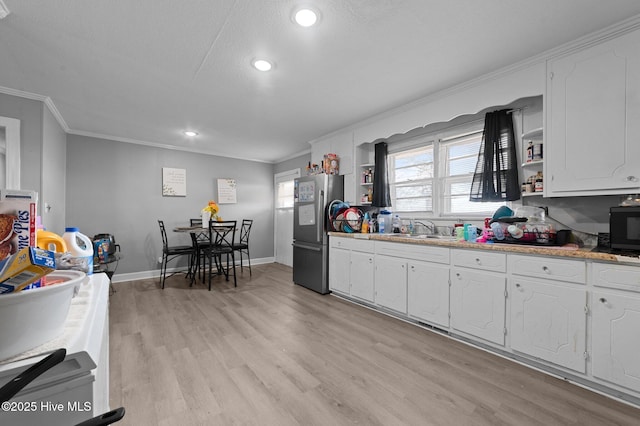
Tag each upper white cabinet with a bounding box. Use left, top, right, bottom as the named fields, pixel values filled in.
left=546, top=27, right=640, bottom=196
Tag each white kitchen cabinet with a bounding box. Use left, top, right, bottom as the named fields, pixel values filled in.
left=350, top=250, right=375, bottom=302
left=508, top=254, right=586, bottom=284
left=509, top=277, right=587, bottom=372
left=591, top=261, right=640, bottom=393
left=592, top=290, right=640, bottom=393
left=546, top=27, right=640, bottom=196
left=407, top=261, right=450, bottom=328
left=375, top=255, right=408, bottom=313
left=329, top=236, right=375, bottom=299
left=450, top=267, right=506, bottom=345
left=329, top=245, right=351, bottom=295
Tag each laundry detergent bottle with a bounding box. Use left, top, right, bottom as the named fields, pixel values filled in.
left=62, top=227, right=94, bottom=275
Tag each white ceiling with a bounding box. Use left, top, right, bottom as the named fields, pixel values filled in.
left=1, top=1, right=640, bottom=163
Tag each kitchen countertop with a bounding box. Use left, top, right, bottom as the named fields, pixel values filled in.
left=328, top=232, right=640, bottom=265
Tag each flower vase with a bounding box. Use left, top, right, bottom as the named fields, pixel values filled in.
left=202, top=211, right=211, bottom=227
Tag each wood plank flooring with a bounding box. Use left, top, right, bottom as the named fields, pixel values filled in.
left=109, top=264, right=640, bottom=425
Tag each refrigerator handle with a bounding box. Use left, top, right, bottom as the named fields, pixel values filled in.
left=318, top=189, right=324, bottom=241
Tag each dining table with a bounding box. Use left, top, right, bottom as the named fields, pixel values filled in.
left=173, top=222, right=236, bottom=290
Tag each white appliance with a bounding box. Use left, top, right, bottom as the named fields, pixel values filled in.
left=0, top=273, right=110, bottom=425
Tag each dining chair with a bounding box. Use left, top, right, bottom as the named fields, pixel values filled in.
left=232, top=219, right=253, bottom=276
left=201, top=220, right=236, bottom=290
left=158, top=220, right=196, bottom=289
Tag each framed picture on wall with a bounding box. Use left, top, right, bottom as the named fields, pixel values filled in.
left=217, top=178, right=237, bottom=203
left=162, top=167, right=187, bottom=196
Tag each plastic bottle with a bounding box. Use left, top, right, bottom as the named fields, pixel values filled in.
left=361, top=213, right=369, bottom=233
left=393, top=215, right=401, bottom=233
left=62, top=227, right=94, bottom=275
left=378, top=210, right=392, bottom=234
left=36, top=229, right=68, bottom=253
left=378, top=216, right=385, bottom=233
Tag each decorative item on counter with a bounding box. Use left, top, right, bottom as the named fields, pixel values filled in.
left=201, top=200, right=220, bottom=226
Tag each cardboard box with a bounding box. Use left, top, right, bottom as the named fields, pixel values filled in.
left=0, top=189, right=38, bottom=263
left=0, top=247, right=56, bottom=294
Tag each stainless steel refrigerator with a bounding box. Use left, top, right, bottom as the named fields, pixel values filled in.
left=292, top=174, right=344, bottom=294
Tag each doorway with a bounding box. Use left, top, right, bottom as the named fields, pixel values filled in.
left=0, top=117, right=20, bottom=190
left=274, top=169, right=300, bottom=266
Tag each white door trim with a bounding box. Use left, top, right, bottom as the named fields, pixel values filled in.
left=274, top=169, right=300, bottom=266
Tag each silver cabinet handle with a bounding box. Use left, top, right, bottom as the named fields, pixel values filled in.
left=475, top=258, right=481, bottom=264
left=542, top=266, right=550, bottom=273
left=626, top=176, right=638, bottom=182
left=599, top=297, right=607, bottom=304
left=515, top=283, right=521, bottom=288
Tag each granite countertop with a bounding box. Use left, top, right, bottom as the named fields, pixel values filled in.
left=328, top=232, right=640, bottom=265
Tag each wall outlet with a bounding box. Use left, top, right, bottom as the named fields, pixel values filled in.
left=158, top=256, right=163, bottom=264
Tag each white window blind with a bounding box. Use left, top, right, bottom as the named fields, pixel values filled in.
left=387, top=124, right=507, bottom=217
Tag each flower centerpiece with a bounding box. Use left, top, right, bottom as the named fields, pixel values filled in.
left=201, top=200, right=221, bottom=227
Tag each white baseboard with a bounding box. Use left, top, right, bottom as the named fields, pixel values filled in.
left=109, top=257, right=275, bottom=283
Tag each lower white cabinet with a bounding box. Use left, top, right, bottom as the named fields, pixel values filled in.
left=375, top=255, right=408, bottom=313
left=407, top=261, right=450, bottom=327
left=329, top=245, right=351, bottom=295
left=509, top=277, right=587, bottom=372
left=329, top=236, right=374, bottom=300
left=592, top=290, right=640, bottom=393
left=450, top=267, right=506, bottom=345
left=350, top=250, right=375, bottom=302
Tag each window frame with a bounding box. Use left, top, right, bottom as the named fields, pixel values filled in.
left=386, top=120, right=509, bottom=219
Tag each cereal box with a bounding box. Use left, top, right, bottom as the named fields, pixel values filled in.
left=0, top=189, right=38, bottom=263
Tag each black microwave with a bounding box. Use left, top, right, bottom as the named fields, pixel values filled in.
left=610, top=206, right=640, bottom=251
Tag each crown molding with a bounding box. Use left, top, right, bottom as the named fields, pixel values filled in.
left=0, top=1, right=10, bottom=19
left=0, top=85, right=70, bottom=131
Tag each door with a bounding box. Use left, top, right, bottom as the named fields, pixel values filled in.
left=375, top=255, right=408, bottom=314
left=547, top=28, right=640, bottom=194
left=592, top=290, right=640, bottom=393
left=450, top=267, right=506, bottom=345
left=274, top=169, right=299, bottom=266
left=408, top=260, right=450, bottom=327
left=510, top=278, right=587, bottom=372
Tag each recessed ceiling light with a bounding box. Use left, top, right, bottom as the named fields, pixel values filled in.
left=253, top=59, right=273, bottom=72
left=184, top=131, right=198, bottom=137
left=294, top=8, right=318, bottom=27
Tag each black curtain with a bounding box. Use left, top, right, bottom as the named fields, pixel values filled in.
left=470, top=109, right=520, bottom=202
left=372, top=141, right=391, bottom=207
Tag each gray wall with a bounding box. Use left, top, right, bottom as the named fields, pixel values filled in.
left=41, top=105, right=67, bottom=234
left=274, top=152, right=310, bottom=175
left=66, top=134, right=275, bottom=276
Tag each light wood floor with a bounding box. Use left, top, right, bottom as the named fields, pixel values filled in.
left=109, top=264, right=640, bottom=425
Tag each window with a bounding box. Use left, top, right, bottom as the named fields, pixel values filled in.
left=276, top=180, right=295, bottom=208
left=388, top=123, right=506, bottom=217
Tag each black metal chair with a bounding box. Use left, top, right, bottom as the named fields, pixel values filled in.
left=232, top=219, right=253, bottom=276
left=158, top=220, right=196, bottom=289
left=201, top=220, right=236, bottom=290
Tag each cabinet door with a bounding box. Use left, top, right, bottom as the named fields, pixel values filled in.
left=547, top=28, right=640, bottom=194
left=350, top=251, right=375, bottom=302
left=592, top=291, right=640, bottom=393
left=407, top=261, right=450, bottom=327
left=375, top=256, right=407, bottom=313
left=329, top=247, right=350, bottom=295
left=510, top=278, right=587, bottom=372
left=450, top=268, right=506, bottom=345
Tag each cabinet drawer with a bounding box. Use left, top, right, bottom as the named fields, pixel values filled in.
left=508, top=255, right=586, bottom=284
left=375, top=241, right=450, bottom=264
left=592, top=262, right=640, bottom=292
left=452, top=249, right=506, bottom=273
left=330, top=236, right=373, bottom=252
